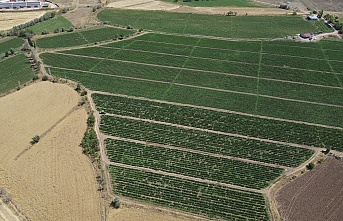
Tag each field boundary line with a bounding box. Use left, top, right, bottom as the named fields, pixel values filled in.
left=254, top=40, right=263, bottom=113
left=102, top=113, right=320, bottom=151
left=90, top=90, right=343, bottom=130
left=49, top=65, right=343, bottom=108
left=108, top=162, right=265, bottom=193
left=161, top=38, right=201, bottom=98
left=14, top=105, right=81, bottom=160
left=320, top=44, right=343, bottom=88
left=103, top=135, right=291, bottom=170
left=51, top=51, right=343, bottom=89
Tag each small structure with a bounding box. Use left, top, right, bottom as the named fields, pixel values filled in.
left=300, top=33, right=312, bottom=39
left=0, top=0, right=58, bottom=11
left=307, top=14, right=319, bottom=20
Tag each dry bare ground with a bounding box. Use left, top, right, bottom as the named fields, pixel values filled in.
left=0, top=82, right=101, bottom=221
left=276, top=156, right=343, bottom=221
left=0, top=11, right=46, bottom=31
left=0, top=202, right=20, bottom=221
left=108, top=206, right=201, bottom=221
left=106, top=0, right=288, bottom=15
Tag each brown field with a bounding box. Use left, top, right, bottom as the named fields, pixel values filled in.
left=106, top=0, right=288, bottom=15
left=0, top=82, right=101, bottom=221
left=0, top=11, right=46, bottom=31
left=276, top=156, right=343, bottom=221
left=108, top=206, right=201, bottom=221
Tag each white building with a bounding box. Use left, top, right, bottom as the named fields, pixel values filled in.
left=0, top=0, right=57, bottom=10
left=307, top=14, right=319, bottom=20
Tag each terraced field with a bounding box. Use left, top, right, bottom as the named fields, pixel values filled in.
left=39, top=20, right=343, bottom=220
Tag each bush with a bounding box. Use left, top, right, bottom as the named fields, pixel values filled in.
left=42, top=75, right=49, bottom=81
left=31, top=135, right=40, bottom=144
left=307, top=162, right=315, bottom=170
left=81, top=90, right=87, bottom=96
left=111, top=197, right=121, bottom=209
left=32, top=74, right=39, bottom=81
left=87, top=114, right=95, bottom=127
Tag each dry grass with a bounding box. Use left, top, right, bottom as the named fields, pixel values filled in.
left=0, top=11, right=46, bottom=31
left=107, top=207, right=201, bottom=221
left=0, top=82, right=101, bottom=221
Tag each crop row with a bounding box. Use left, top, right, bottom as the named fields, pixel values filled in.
left=105, top=139, right=283, bottom=189
left=43, top=52, right=343, bottom=106
left=0, top=54, right=35, bottom=94
left=93, top=94, right=343, bottom=149
left=110, top=166, right=269, bottom=221
left=100, top=115, right=314, bottom=167
left=36, top=26, right=136, bottom=49
left=98, top=9, right=323, bottom=38
left=0, top=37, right=24, bottom=54
left=49, top=67, right=342, bottom=127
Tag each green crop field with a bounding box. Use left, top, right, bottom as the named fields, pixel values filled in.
left=161, top=0, right=265, bottom=7
left=29, top=15, right=74, bottom=35
left=37, top=11, right=343, bottom=220
left=97, top=9, right=331, bottom=38
left=36, top=26, right=136, bottom=48
left=0, top=54, right=35, bottom=94
left=0, top=37, right=24, bottom=55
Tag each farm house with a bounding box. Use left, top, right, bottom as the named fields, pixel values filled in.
left=307, top=14, right=319, bottom=20
left=0, top=0, right=57, bottom=10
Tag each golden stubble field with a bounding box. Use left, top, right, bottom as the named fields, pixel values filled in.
left=0, top=82, right=101, bottom=221
left=0, top=11, right=46, bottom=31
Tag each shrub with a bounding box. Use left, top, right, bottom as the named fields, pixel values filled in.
left=31, top=135, right=40, bottom=144
left=42, top=75, right=49, bottom=81
left=307, top=162, right=315, bottom=170
left=111, top=197, right=121, bottom=209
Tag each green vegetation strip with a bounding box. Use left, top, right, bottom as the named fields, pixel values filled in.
left=100, top=115, right=313, bottom=167
left=98, top=10, right=325, bottom=38
left=110, top=166, right=269, bottom=221
left=42, top=52, right=343, bottom=106
left=0, top=38, right=24, bottom=54
left=93, top=94, right=343, bottom=149
left=36, top=26, right=136, bottom=48
left=106, top=139, right=283, bottom=189
left=48, top=68, right=343, bottom=127
left=0, top=54, right=34, bottom=94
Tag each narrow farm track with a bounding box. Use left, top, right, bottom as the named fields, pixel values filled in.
left=14, top=105, right=81, bottom=161
left=107, top=162, right=265, bottom=194
left=103, top=113, right=319, bottom=151
left=90, top=90, right=343, bottom=130
left=102, top=135, right=291, bottom=170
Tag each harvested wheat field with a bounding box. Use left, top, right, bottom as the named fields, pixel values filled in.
left=0, top=11, right=46, bottom=31
left=108, top=206, right=201, bottom=221
left=0, top=82, right=101, bottom=221
left=276, top=156, right=343, bottom=221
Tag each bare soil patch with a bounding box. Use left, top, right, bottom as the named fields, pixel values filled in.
left=0, top=82, right=101, bottom=221
left=0, top=11, right=46, bottom=31
left=107, top=205, right=201, bottom=221
left=276, top=156, right=343, bottom=221
left=63, top=7, right=99, bottom=27
left=0, top=202, right=20, bottom=221
left=106, top=0, right=288, bottom=15
left=258, top=0, right=343, bottom=12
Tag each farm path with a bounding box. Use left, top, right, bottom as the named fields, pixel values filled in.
left=14, top=105, right=81, bottom=160
left=90, top=90, right=343, bottom=130
left=47, top=65, right=343, bottom=109
left=102, top=113, right=319, bottom=151
left=102, top=134, right=290, bottom=170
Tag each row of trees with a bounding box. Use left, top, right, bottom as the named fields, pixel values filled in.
left=324, top=14, right=343, bottom=34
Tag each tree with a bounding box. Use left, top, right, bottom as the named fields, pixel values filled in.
left=10, top=48, right=14, bottom=55
left=111, top=197, right=121, bottom=209
left=4, top=51, right=9, bottom=57
left=307, top=162, right=315, bottom=170
left=31, top=135, right=40, bottom=144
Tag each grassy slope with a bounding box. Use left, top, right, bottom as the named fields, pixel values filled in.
left=36, top=26, right=136, bottom=48
left=0, top=38, right=24, bottom=55
left=0, top=54, right=34, bottom=94
left=97, top=9, right=326, bottom=38
left=160, top=0, right=265, bottom=7
left=29, top=16, right=73, bottom=35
